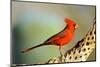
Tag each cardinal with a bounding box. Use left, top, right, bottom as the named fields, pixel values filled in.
left=21, top=18, right=79, bottom=56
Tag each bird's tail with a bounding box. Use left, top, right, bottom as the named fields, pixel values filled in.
left=21, top=43, right=50, bottom=53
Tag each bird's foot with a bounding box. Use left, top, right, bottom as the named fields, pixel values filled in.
left=59, top=55, right=65, bottom=63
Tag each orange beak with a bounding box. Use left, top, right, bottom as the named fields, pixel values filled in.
left=75, top=24, right=79, bottom=29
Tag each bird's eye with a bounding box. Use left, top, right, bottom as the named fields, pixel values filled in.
left=74, top=24, right=76, bottom=27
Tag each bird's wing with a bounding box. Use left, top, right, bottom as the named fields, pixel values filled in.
left=44, top=25, right=68, bottom=44
left=45, top=29, right=67, bottom=44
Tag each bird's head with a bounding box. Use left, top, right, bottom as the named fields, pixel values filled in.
left=64, top=18, right=79, bottom=30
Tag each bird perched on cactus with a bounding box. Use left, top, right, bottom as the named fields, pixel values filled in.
left=21, top=18, right=79, bottom=57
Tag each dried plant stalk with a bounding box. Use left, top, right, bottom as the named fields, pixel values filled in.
left=47, top=18, right=96, bottom=64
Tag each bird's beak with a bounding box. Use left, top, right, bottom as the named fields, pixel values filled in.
left=75, top=24, right=79, bottom=29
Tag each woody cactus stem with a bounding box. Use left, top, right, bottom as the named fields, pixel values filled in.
left=46, top=18, right=96, bottom=63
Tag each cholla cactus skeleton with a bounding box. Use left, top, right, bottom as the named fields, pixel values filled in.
left=47, top=18, right=96, bottom=63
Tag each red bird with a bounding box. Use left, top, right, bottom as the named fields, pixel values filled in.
left=21, top=18, right=79, bottom=56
